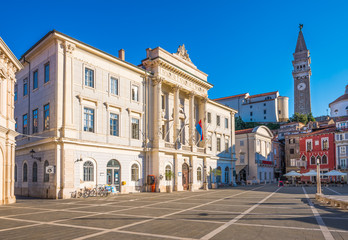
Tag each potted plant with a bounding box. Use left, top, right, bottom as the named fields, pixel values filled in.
left=210, top=168, right=222, bottom=189
left=165, top=170, right=174, bottom=193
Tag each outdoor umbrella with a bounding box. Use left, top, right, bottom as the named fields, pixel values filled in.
left=323, top=170, right=347, bottom=177
left=302, top=170, right=319, bottom=176
left=284, top=171, right=302, bottom=184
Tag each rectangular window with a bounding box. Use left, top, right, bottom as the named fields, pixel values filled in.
left=264, top=109, right=267, bottom=114
left=240, top=140, right=244, bottom=146
left=23, top=79, right=28, bottom=96
left=131, top=85, right=139, bottom=101
left=250, top=112, right=253, bottom=116
left=225, top=140, right=229, bottom=153
left=162, top=124, right=166, bottom=140
left=225, top=118, right=228, bottom=128
left=33, top=70, right=38, bottom=89
left=322, top=138, right=329, bottom=150
left=240, top=154, right=245, bottom=164
left=14, top=84, right=18, bottom=101
left=217, top=137, right=221, bottom=151
left=207, top=112, right=211, bottom=124
left=290, top=148, right=294, bottom=154
left=161, top=95, right=165, bottom=110
left=85, top=68, right=94, bottom=88
left=110, top=77, right=118, bottom=95
left=23, top=114, right=28, bottom=134
left=216, top=116, right=220, bottom=126
left=15, top=118, right=17, bottom=132
left=208, top=134, right=212, bottom=151
left=340, top=146, right=346, bottom=156
left=84, top=108, right=94, bottom=132
left=132, top=118, right=140, bottom=139
left=32, top=109, right=38, bottom=134
left=44, top=63, right=50, bottom=83
left=44, top=104, right=50, bottom=130
left=306, top=140, right=312, bottom=151
left=110, top=113, right=119, bottom=136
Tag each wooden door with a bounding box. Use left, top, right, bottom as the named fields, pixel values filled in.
left=182, top=163, right=189, bottom=190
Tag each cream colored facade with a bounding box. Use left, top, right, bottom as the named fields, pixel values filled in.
left=0, top=37, right=22, bottom=205
left=235, top=126, right=274, bottom=184
left=14, top=31, right=237, bottom=198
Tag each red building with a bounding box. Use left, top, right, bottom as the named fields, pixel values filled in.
left=299, top=127, right=336, bottom=178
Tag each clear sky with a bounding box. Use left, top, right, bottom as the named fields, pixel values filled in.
left=1, top=0, right=347, bottom=117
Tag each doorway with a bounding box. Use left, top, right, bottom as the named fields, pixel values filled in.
left=106, top=160, right=121, bottom=191
left=182, top=163, right=189, bottom=190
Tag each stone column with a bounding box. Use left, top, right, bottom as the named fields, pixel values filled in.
left=203, top=157, right=208, bottom=190
left=173, top=85, right=180, bottom=148
left=174, top=153, right=178, bottom=191
left=199, top=96, right=208, bottom=149
left=153, top=77, right=163, bottom=148
left=189, top=91, right=195, bottom=147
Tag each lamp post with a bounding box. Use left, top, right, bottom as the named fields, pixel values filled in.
left=316, top=158, right=322, bottom=194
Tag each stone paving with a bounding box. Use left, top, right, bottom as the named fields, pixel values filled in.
left=0, top=185, right=347, bottom=240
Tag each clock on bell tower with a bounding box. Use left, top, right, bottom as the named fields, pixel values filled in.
left=292, top=24, right=312, bottom=115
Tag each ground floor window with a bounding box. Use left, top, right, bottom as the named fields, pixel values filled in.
left=44, top=160, right=49, bottom=182
left=165, top=165, right=172, bottom=181
left=197, top=167, right=202, bottom=181
left=83, top=161, right=94, bottom=182
left=225, top=167, right=229, bottom=183
left=23, top=163, right=28, bottom=182
left=131, top=164, right=139, bottom=181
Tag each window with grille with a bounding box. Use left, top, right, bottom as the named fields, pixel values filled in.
left=197, top=167, right=202, bottom=181
left=33, top=109, right=38, bottom=133
left=83, top=161, right=94, bottom=181
left=165, top=165, right=172, bottom=181
left=110, top=77, right=118, bottom=95
left=131, top=164, right=139, bottom=181
left=84, top=108, right=94, bottom=132
left=44, top=104, right=50, bottom=130
left=85, top=68, right=94, bottom=88
left=132, top=118, right=139, bottom=139
left=110, top=113, right=119, bottom=136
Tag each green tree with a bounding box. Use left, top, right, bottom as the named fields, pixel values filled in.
left=289, top=113, right=308, bottom=124
left=307, top=112, right=316, bottom=122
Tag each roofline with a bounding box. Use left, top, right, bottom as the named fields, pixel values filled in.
left=248, top=91, right=279, bottom=99
left=213, top=93, right=248, bottom=101
left=208, top=99, right=238, bottom=113
left=0, top=36, right=23, bottom=70
left=20, top=30, right=150, bottom=75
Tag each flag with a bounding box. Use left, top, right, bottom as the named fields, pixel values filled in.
left=196, top=120, right=203, bottom=141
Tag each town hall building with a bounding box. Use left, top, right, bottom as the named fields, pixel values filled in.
left=14, top=30, right=237, bottom=198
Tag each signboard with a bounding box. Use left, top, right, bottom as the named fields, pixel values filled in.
left=178, top=172, right=182, bottom=176
left=46, top=166, right=55, bottom=174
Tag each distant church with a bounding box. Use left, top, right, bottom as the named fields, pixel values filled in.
left=292, top=25, right=312, bottom=115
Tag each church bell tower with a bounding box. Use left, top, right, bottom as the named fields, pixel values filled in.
left=292, top=24, right=312, bottom=115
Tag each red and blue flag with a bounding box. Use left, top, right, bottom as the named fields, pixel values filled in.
left=196, top=120, right=203, bottom=141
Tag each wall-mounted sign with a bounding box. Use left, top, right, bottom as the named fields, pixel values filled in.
left=46, top=166, right=55, bottom=174
left=178, top=172, right=182, bottom=176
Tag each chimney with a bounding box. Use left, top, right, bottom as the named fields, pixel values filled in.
left=118, top=49, right=125, bottom=61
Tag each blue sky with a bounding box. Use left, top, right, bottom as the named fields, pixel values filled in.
left=1, top=0, right=347, bottom=117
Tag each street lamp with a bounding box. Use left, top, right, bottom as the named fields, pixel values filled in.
left=316, top=158, right=322, bottom=195
left=30, top=149, right=41, bottom=162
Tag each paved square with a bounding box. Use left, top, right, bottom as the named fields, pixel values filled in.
left=0, top=185, right=347, bottom=239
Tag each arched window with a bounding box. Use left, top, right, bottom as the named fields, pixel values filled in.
left=165, top=165, right=172, bottom=181
left=44, top=160, right=49, bottom=182
left=23, top=163, right=28, bottom=182
left=32, top=162, right=38, bottom=182
left=83, top=161, right=94, bottom=182
left=310, top=156, right=316, bottom=165
left=321, top=155, right=328, bottom=165
left=131, top=164, right=139, bottom=181
left=15, top=164, right=17, bottom=182
left=197, top=167, right=202, bottom=181
left=301, top=155, right=306, bottom=162
left=225, top=167, right=229, bottom=183
left=216, top=166, right=222, bottom=183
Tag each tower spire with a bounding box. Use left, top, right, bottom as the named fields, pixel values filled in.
left=295, top=25, right=307, bottom=53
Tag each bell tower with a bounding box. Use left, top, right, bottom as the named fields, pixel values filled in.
left=292, top=24, right=312, bottom=115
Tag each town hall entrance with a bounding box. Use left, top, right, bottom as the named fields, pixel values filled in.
left=182, top=163, right=189, bottom=190
left=106, top=160, right=121, bottom=191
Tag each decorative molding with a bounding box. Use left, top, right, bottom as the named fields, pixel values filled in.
left=174, top=44, right=192, bottom=63
left=64, top=41, right=76, bottom=55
